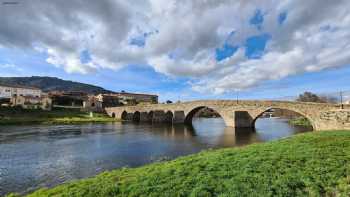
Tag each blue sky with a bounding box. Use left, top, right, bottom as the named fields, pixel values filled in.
left=0, top=1, right=349, bottom=102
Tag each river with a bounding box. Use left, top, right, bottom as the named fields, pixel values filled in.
left=0, top=117, right=311, bottom=195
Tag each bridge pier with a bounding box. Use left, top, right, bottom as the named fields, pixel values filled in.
left=164, top=111, right=174, bottom=123
left=234, top=111, right=254, bottom=128
left=173, top=111, right=185, bottom=123
left=140, top=112, right=152, bottom=122
left=152, top=110, right=167, bottom=123
left=133, top=112, right=140, bottom=122
left=123, top=112, right=134, bottom=121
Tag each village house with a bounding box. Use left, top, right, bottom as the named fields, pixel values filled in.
left=11, top=94, right=52, bottom=110
left=83, top=94, right=134, bottom=112
left=49, top=91, right=87, bottom=108
left=0, top=84, right=52, bottom=110
left=0, top=84, right=42, bottom=99
left=83, top=95, right=104, bottom=112
left=116, top=92, right=158, bottom=104
left=95, top=94, right=125, bottom=107
left=83, top=92, right=158, bottom=112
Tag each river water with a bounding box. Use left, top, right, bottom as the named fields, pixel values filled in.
left=0, top=118, right=311, bottom=195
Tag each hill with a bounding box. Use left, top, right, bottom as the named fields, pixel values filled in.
left=0, top=76, right=114, bottom=94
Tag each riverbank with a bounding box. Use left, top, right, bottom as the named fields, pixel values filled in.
left=288, top=116, right=312, bottom=127
left=11, top=130, right=350, bottom=197
left=0, top=107, right=117, bottom=125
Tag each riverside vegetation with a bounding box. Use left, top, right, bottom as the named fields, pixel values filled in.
left=8, top=130, right=350, bottom=197
left=0, top=107, right=116, bottom=125
left=288, top=117, right=312, bottom=127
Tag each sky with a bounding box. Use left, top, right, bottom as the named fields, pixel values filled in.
left=0, top=0, right=350, bottom=102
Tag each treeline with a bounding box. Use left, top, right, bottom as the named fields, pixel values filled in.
left=296, top=91, right=339, bottom=103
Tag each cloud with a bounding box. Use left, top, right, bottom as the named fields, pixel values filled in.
left=0, top=0, right=349, bottom=94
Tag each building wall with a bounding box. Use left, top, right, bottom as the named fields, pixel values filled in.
left=0, top=86, right=13, bottom=98
left=101, top=95, right=122, bottom=107
left=118, top=95, right=137, bottom=105
left=15, top=88, right=41, bottom=97
left=131, top=94, right=158, bottom=104
left=11, top=95, right=52, bottom=110
left=83, top=96, right=104, bottom=112
left=82, top=93, right=158, bottom=111
left=0, top=85, right=41, bottom=99
left=114, top=92, right=158, bottom=104
left=41, top=97, right=53, bottom=110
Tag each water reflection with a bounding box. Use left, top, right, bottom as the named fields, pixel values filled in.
left=0, top=117, right=311, bottom=196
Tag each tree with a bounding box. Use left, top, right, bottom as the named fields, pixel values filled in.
left=296, top=92, right=325, bottom=103
left=296, top=92, right=339, bottom=103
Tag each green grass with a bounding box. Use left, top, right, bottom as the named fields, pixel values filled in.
left=0, top=107, right=117, bottom=125
left=288, top=117, right=312, bottom=127
left=9, top=130, right=350, bottom=197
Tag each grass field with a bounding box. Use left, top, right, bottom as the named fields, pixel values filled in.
left=9, top=130, right=350, bottom=197
left=0, top=107, right=116, bottom=125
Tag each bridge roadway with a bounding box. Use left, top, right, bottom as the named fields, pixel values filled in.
left=105, top=100, right=350, bottom=131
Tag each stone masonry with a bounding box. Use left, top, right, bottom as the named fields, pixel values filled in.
left=105, top=100, right=350, bottom=131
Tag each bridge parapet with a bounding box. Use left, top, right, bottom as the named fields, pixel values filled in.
left=105, top=100, right=349, bottom=131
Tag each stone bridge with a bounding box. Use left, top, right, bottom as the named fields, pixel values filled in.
left=105, top=100, right=350, bottom=131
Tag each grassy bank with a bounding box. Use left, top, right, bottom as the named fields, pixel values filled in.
left=0, top=107, right=116, bottom=125
left=288, top=116, right=312, bottom=127
left=10, top=130, right=350, bottom=197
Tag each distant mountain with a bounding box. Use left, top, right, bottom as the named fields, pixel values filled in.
left=0, top=76, right=114, bottom=94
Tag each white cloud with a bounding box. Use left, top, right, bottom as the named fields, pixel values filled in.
left=0, top=0, right=349, bottom=94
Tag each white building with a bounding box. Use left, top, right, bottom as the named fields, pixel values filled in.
left=0, top=84, right=42, bottom=99
left=11, top=95, right=52, bottom=110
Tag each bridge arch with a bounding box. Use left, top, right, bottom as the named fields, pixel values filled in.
left=165, top=111, right=174, bottom=123
left=133, top=111, right=141, bottom=122
left=184, top=106, right=225, bottom=125
left=111, top=113, right=116, bottom=118
left=148, top=111, right=154, bottom=122
left=121, top=111, right=128, bottom=120
left=252, top=107, right=315, bottom=130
